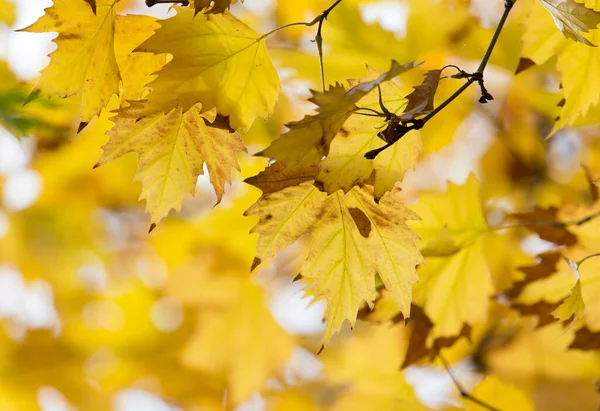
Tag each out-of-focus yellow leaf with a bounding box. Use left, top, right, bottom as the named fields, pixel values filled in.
left=21, top=0, right=119, bottom=122
left=553, top=279, right=585, bottom=325
left=182, top=282, right=293, bottom=403
left=410, top=176, right=492, bottom=341
left=466, top=376, right=534, bottom=411
left=136, top=7, right=279, bottom=131
left=0, top=0, right=15, bottom=25
left=554, top=31, right=600, bottom=130
left=517, top=251, right=600, bottom=331
left=322, top=324, right=428, bottom=411
left=487, top=321, right=600, bottom=381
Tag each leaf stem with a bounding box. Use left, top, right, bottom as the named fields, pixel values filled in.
left=577, top=252, right=600, bottom=267
left=366, top=0, right=517, bottom=159
left=315, top=0, right=343, bottom=91
left=438, top=354, right=502, bottom=411
left=261, top=0, right=344, bottom=91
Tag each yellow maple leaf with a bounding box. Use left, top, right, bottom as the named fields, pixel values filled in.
left=409, top=176, right=493, bottom=341
left=20, top=0, right=119, bottom=122
left=553, top=279, right=585, bottom=326
left=539, top=0, right=600, bottom=46
left=322, top=324, right=429, bottom=411
left=261, top=61, right=421, bottom=198
left=21, top=1, right=161, bottom=122
left=113, top=15, right=165, bottom=103
left=316, top=76, right=422, bottom=198
left=182, top=282, right=293, bottom=403
left=245, top=165, right=422, bottom=343
left=260, top=104, right=353, bottom=168
left=553, top=31, right=600, bottom=130
left=517, top=252, right=600, bottom=331
left=96, top=101, right=246, bottom=227
left=486, top=321, right=600, bottom=381
left=136, top=7, right=279, bottom=131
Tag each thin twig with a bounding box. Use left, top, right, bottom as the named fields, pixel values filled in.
left=261, top=0, right=344, bottom=91
left=365, top=0, right=517, bottom=159
left=438, top=354, right=502, bottom=411
left=577, top=253, right=600, bottom=267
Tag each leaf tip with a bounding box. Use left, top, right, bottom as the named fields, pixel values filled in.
left=251, top=257, right=262, bottom=271
left=77, top=122, right=89, bottom=133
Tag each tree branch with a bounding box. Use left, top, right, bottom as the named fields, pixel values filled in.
left=365, top=0, right=517, bottom=159
left=439, top=354, right=502, bottom=411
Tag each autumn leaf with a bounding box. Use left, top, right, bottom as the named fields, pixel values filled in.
left=554, top=31, right=600, bottom=130
left=20, top=1, right=161, bottom=122
left=96, top=101, right=245, bottom=227
left=314, top=60, right=421, bottom=116
left=322, top=324, right=429, bottom=411
left=539, top=0, right=600, bottom=46
left=514, top=252, right=600, bottom=333
left=260, top=61, right=418, bottom=170
left=182, top=282, right=293, bottom=403
left=20, top=0, right=120, bottom=122
left=258, top=88, right=354, bottom=168
left=316, top=74, right=422, bottom=197
left=136, top=7, right=279, bottom=131
left=262, top=62, right=422, bottom=198
left=398, top=69, right=442, bottom=122
left=409, top=176, right=493, bottom=341
left=245, top=165, right=422, bottom=343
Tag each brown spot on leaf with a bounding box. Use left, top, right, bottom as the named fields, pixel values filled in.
left=60, top=32, right=82, bottom=41
left=293, top=273, right=303, bottom=282
left=265, top=214, right=273, bottom=220
left=338, top=127, right=350, bottom=138
left=348, top=208, right=371, bottom=238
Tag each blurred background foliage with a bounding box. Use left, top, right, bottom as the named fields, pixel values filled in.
left=1, top=0, right=600, bottom=410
